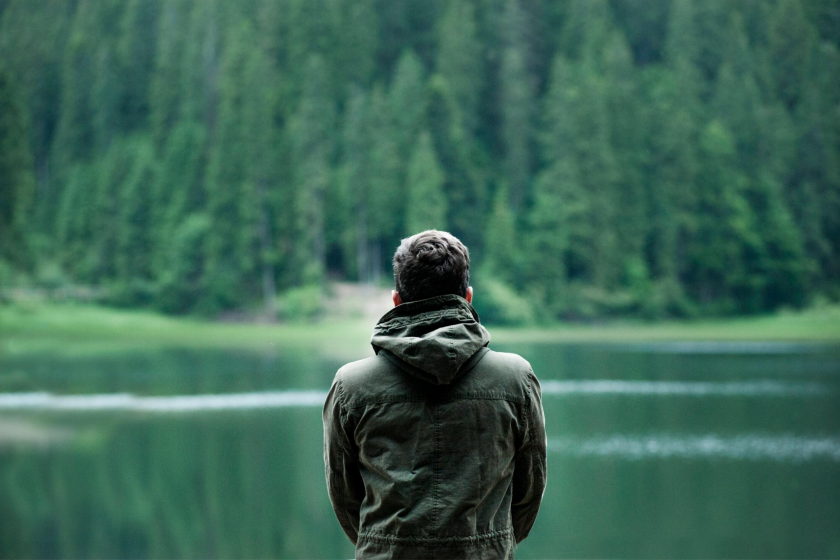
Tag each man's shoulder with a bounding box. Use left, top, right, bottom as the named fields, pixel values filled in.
left=456, top=348, right=536, bottom=398
left=478, top=348, right=533, bottom=377
left=335, top=354, right=398, bottom=394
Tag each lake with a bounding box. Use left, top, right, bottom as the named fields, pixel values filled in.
left=1, top=341, right=839, bottom=558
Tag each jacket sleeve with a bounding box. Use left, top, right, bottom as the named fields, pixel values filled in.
left=511, top=369, right=547, bottom=543
left=323, top=371, right=366, bottom=544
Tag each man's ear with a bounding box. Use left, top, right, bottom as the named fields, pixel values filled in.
left=465, top=286, right=473, bottom=304
left=392, top=290, right=402, bottom=307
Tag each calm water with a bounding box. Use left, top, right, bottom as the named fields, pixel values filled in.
left=1, top=342, right=839, bottom=559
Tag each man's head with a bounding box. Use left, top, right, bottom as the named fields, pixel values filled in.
left=392, top=230, right=472, bottom=306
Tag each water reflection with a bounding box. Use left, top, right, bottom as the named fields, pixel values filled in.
left=0, top=343, right=838, bottom=558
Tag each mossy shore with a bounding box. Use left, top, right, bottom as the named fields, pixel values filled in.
left=2, top=301, right=838, bottom=360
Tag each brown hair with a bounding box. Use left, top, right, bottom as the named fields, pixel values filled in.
left=392, top=230, right=470, bottom=303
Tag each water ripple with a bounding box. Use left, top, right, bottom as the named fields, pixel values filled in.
left=548, top=433, right=840, bottom=462
left=0, top=391, right=328, bottom=412
left=540, top=379, right=834, bottom=397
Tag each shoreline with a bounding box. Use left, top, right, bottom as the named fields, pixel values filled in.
left=2, top=302, right=839, bottom=360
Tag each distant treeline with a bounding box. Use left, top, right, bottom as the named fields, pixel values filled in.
left=0, top=0, right=838, bottom=321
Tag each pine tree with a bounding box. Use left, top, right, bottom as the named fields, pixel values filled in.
left=290, top=54, right=335, bottom=284
left=92, top=138, right=138, bottom=281
left=687, top=121, right=761, bottom=311
left=483, top=185, right=518, bottom=286
left=239, top=40, right=281, bottom=315
left=601, top=32, right=647, bottom=272
left=284, top=0, right=340, bottom=97
left=436, top=0, right=483, bottom=135
left=405, top=131, right=447, bottom=234
left=0, top=64, right=36, bottom=267
left=769, top=0, right=816, bottom=109
left=116, top=0, right=159, bottom=132
left=150, top=120, right=207, bottom=285
left=336, top=0, right=378, bottom=87
left=388, top=50, right=426, bottom=174
left=527, top=159, right=586, bottom=315
left=116, top=139, right=157, bottom=290
left=366, top=85, right=402, bottom=277
left=178, top=0, right=220, bottom=130
left=338, top=87, right=373, bottom=282
left=0, top=0, right=73, bottom=196
left=425, top=75, right=488, bottom=252
left=641, top=67, right=698, bottom=282
left=92, top=42, right=122, bottom=152
left=558, top=0, right=613, bottom=62
left=713, top=13, right=762, bottom=169
left=203, top=23, right=245, bottom=308
left=149, top=0, right=189, bottom=148
left=51, top=0, right=106, bottom=183
left=500, top=0, right=534, bottom=210
left=55, top=163, right=97, bottom=279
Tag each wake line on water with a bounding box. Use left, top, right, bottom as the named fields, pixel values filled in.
left=539, top=379, right=834, bottom=396
left=0, top=379, right=833, bottom=413
left=548, top=434, right=840, bottom=462
left=0, top=391, right=329, bottom=412
left=616, top=341, right=828, bottom=354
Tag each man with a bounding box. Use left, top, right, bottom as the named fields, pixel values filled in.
left=323, top=229, right=547, bottom=559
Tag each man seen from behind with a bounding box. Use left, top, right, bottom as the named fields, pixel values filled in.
left=323, top=229, right=547, bottom=559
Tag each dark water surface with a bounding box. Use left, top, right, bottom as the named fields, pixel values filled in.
left=1, top=342, right=839, bottom=559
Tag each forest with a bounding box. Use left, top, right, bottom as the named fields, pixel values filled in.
left=0, top=0, right=839, bottom=322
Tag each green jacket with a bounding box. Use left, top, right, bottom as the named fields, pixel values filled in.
left=323, top=294, right=547, bottom=559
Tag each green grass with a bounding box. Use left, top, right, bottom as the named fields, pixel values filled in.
left=492, top=305, right=840, bottom=344
left=0, top=301, right=372, bottom=359
left=1, top=301, right=838, bottom=360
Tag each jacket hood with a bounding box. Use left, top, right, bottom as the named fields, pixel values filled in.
left=370, top=294, right=491, bottom=385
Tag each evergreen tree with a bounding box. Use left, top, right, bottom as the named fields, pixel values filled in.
left=500, top=0, right=534, bottom=209
left=483, top=185, right=518, bottom=286
left=116, top=0, right=159, bottom=132
left=178, top=0, right=220, bottom=130
left=92, top=138, right=138, bottom=281
left=55, top=163, right=97, bottom=278
left=0, top=64, right=36, bottom=267
left=0, top=0, right=73, bottom=193
left=336, top=0, right=378, bottom=87
left=149, top=0, right=189, bottom=148
left=388, top=50, right=426, bottom=175
left=156, top=213, right=210, bottom=313
left=687, top=121, right=761, bottom=312
left=405, top=131, right=447, bottom=234
left=338, top=87, right=373, bottom=282
left=436, top=0, right=483, bottom=135
left=203, top=20, right=251, bottom=309
left=51, top=0, right=108, bottom=183
left=150, top=120, right=207, bottom=286
left=116, top=139, right=156, bottom=292
left=366, top=85, right=402, bottom=276
left=769, top=0, right=816, bottom=109
left=527, top=159, right=585, bottom=315
left=290, top=54, right=335, bottom=283
left=239, top=40, right=281, bottom=314
left=426, top=75, right=488, bottom=252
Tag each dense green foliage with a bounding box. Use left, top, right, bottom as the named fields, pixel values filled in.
left=0, top=0, right=838, bottom=319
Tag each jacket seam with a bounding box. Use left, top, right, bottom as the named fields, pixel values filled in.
left=358, top=527, right=512, bottom=545
left=334, top=372, right=355, bottom=538
left=345, top=393, right=526, bottom=409
left=521, top=370, right=537, bottom=536
left=433, top=401, right=440, bottom=529
left=376, top=308, right=473, bottom=332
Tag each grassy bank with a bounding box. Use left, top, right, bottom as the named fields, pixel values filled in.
left=1, top=302, right=838, bottom=359
left=0, top=302, right=373, bottom=358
